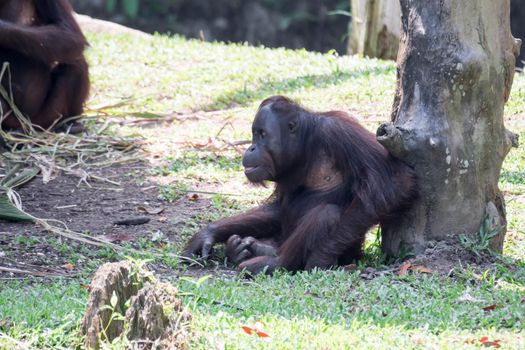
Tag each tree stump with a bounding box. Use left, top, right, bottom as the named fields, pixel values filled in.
left=81, top=262, right=190, bottom=350
left=377, top=0, right=521, bottom=256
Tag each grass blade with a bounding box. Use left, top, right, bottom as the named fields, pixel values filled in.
left=0, top=194, right=34, bottom=222
left=1, top=167, right=40, bottom=188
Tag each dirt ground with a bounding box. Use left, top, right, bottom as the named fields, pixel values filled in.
left=0, top=163, right=224, bottom=279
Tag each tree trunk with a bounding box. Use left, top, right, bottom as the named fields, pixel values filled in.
left=377, top=0, right=521, bottom=256
left=349, top=0, right=402, bottom=60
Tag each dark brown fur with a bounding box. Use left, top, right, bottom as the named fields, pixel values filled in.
left=0, top=0, right=89, bottom=130
left=183, top=96, right=417, bottom=274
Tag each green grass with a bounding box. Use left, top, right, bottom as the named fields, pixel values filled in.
left=2, top=267, right=524, bottom=349
left=1, top=31, right=525, bottom=349
left=87, top=33, right=396, bottom=116
left=0, top=282, right=87, bottom=349
left=179, top=269, right=525, bottom=349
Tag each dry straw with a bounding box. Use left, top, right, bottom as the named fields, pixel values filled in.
left=0, top=62, right=140, bottom=249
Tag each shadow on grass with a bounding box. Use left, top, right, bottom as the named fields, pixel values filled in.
left=203, top=64, right=395, bottom=110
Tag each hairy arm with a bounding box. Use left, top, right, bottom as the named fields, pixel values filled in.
left=182, top=203, right=281, bottom=259
left=0, top=1, right=86, bottom=65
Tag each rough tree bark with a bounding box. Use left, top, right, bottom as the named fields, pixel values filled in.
left=377, top=0, right=521, bottom=256
left=349, top=0, right=402, bottom=60
left=81, top=261, right=190, bottom=350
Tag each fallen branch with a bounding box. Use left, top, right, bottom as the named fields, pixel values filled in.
left=0, top=266, right=64, bottom=277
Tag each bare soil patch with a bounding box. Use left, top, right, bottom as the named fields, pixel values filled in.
left=0, top=163, right=210, bottom=278
left=405, top=238, right=500, bottom=276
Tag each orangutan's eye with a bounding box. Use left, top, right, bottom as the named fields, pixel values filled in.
left=288, top=121, right=297, bottom=133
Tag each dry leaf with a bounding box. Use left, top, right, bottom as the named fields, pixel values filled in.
left=482, top=304, right=497, bottom=311
left=137, top=206, right=165, bottom=215
left=479, top=337, right=501, bottom=348
left=33, top=155, right=59, bottom=184
left=242, top=326, right=254, bottom=335
left=136, top=206, right=149, bottom=214
left=62, top=263, right=74, bottom=271
left=343, top=263, right=357, bottom=272
left=187, top=137, right=221, bottom=150
left=398, top=262, right=411, bottom=276
left=158, top=216, right=168, bottom=223
left=253, top=321, right=270, bottom=337
left=410, top=265, right=432, bottom=274
left=241, top=321, right=271, bottom=338
left=255, top=330, right=270, bottom=338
